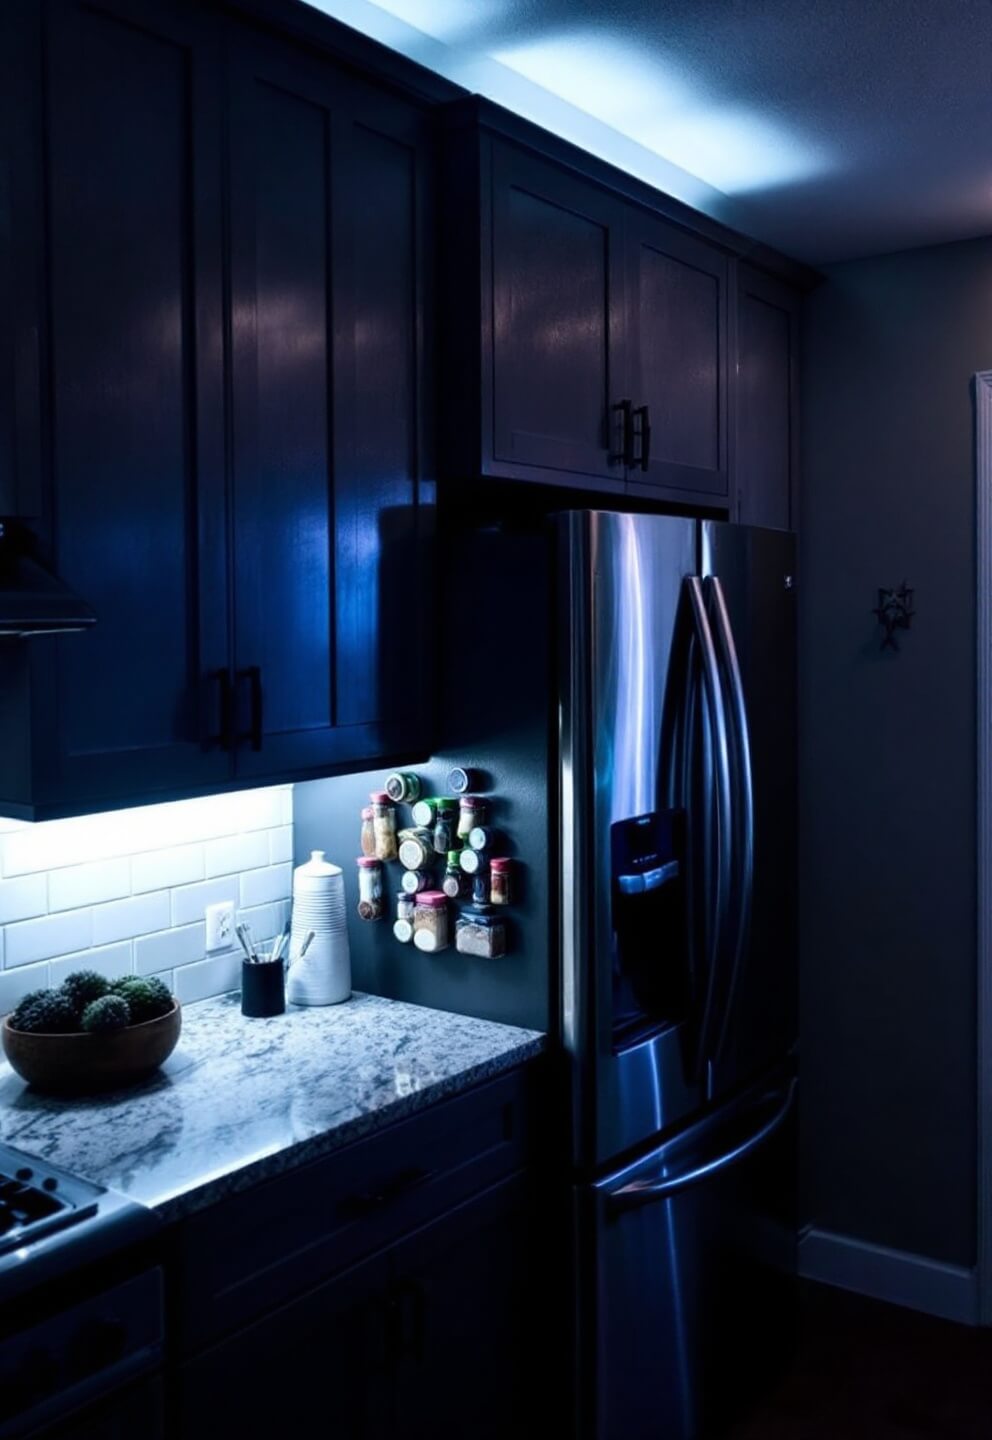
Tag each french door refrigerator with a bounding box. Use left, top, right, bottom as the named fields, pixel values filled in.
left=558, top=511, right=798, bottom=1440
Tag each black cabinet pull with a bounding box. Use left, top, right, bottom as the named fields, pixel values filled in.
left=235, top=666, right=263, bottom=751
left=611, top=399, right=633, bottom=467
left=341, top=1166, right=435, bottom=1219
left=634, top=404, right=652, bottom=471
left=201, top=670, right=234, bottom=752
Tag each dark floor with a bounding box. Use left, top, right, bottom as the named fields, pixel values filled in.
left=721, top=1283, right=992, bottom=1439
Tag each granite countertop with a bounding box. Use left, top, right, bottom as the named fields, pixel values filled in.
left=0, top=992, right=545, bottom=1223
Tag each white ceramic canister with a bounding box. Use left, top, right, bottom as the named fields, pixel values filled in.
left=287, top=850, right=352, bottom=1006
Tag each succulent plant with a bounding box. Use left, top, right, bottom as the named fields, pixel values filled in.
left=9, top=989, right=79, bottom=1034
left=108, top=977, right=173, bottom=1024
left=81, top=995, right=131, bottom=1033
left=60, top=970, right=111, bottom=1019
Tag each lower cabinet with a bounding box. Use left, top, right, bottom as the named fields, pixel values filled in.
left=174, top=1174, right=547, bottom=1440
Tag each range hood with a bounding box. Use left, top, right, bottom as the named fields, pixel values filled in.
left=0, top=523, right=96, bottom=636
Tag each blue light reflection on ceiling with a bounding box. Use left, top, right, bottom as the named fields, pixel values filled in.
left=304, top=1, right=831, bottom=205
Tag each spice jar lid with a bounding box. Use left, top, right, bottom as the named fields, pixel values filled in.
left=416, top=891, right=448, bottom=908
left=356, top=856, right=381, bottom=867
left=361, top=806, right=374, bottom=819
left=437, top=797, right=458, bottom=809
left=446, top=850, right=462, bottom=865
left=490, top=857, right=511, bottom=871
left=459, top=795, right=481, bottom=807
left=369, top=790, right=391, bottom=804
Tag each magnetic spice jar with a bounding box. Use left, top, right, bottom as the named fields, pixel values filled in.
left=385, top=772, right=421, bottom=803
left=360, top=807, right=376, bottom=858
left=370, top=792, right=398, bottom=861
left=455, top=905, right=507, bottom=959
left=489, top=857, right=512, bottom=905
left=468, top=825, right=498, bottom=853
left=458, top=847, right=482, bottom=875
left=411, top=797, right=439, bottom=829
left=400, top=868, right=431, bottom=895
left=442, top=850, right=468, bottom=899
left=393, top=892, right=415, bottom=943
left=413, top=892, right=450, bottom=953
left=457, top=797, right=486, bottom=841
left=446, top=767, right=482, bottom=796
left=356, top=857, right=384, bottom=921
left=433, top=799, right=458, bottom=855
left=397, top=828, right=434, bottom=871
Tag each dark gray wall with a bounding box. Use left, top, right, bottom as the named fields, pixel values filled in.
left=295, top=524, right=554, bottom=1034
left=800, top=235, right=992, bottom=1266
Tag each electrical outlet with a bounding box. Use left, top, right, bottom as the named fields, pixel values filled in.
left=205, top=900, right=235, bottom=952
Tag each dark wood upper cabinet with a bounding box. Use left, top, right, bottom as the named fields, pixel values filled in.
left=735, top=264, right=800, bottom=531
left=625, top=212, right=728, bottom=502
left=442, top=104, right=739, bottom=506
left=0, top=1, right=434, bottom=819
left=0, top=0, right=231, bottom=817
left=488, top=144, right=626, bottom=489
left=228, top=32, right=433, bottom=782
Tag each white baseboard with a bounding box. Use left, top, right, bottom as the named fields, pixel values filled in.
left=799, top=1227, right=979, bottom=1326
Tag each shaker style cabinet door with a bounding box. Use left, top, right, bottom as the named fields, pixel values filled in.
left=735, top=264, right=800, bottom=530
left=36, top=0, right=230, bottom=807
left=489, top=142, right=627, bottom=490
left=227, top=31, right=433, bottom=780
left=624, top=210, right=729, bottom=501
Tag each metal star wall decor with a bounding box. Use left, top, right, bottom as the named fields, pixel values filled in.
left=873, top=582, right=915, bottom=651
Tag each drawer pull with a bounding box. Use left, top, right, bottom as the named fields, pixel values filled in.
left=343, top=1166, right=434, bottom=1218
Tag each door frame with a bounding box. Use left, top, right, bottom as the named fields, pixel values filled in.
left=976, top=369, right=992, bottom=1322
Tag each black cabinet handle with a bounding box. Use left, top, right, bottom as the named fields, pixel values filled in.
left=611, top=399, right=633, bottom=467
left=634, top=404, right=651, bottom=471
left=341, top=1166, right=434, bottom=1219
left=201, top=670, right=234, bottom=752
left=236, top=666, right=263, bottom=751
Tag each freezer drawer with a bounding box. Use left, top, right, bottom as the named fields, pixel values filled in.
left=577, top=1071, right=797, bottom=1440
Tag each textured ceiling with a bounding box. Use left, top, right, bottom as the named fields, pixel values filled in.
left=308, top=0, right=992, bottom=265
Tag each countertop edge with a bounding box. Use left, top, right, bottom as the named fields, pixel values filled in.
left=150, top=1032, right=548, bottom=1224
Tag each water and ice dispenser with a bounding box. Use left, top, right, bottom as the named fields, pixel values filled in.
left=610, top=810, right=687, bottom=1048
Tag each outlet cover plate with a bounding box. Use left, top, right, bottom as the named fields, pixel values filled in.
left=205, top=900, right=235, bottom=952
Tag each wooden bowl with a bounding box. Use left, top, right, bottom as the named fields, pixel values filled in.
left=1, top=1002, right=182, bottom=1095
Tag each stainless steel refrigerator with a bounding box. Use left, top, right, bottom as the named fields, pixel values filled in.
left=557, top=511, right=798, bottom=1440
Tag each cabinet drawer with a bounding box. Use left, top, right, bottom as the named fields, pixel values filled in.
left=171, top=1063, right=543, bottom=1352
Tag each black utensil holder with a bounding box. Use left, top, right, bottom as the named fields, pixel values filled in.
left=241, top=959, right=285, bottom=1018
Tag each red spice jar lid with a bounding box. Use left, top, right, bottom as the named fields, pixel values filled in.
left=356, top=856, right=382, bottom=867
left=361, top=806, right=373, bottom=819
left=459, top=795, right=482, bottom=806
left=490, top=857, right=512, bottom=871
left=416, top=891, right=448, bottom=907
left=369, top=791, right=391, bottom=804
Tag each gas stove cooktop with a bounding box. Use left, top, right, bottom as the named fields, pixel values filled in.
left=0, top=1143, right=158, bottom=1304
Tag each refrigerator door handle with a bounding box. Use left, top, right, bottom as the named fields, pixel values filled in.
left=603, top=1077, right=796, bottom=1213
left=685, top=577, right=733, bottom=1082
left=705, top=575, right=755, bottom=1062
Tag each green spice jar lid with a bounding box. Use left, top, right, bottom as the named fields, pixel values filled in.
left=447, top=850, right=461, bottom=865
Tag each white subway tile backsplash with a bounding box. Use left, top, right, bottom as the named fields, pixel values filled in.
left=51, top=943, right=133, bottom=986
left=92, top=892, right=171, bottom=947
left=0, top=961, right=49, bottom=1017
left=0, top=875, right=48, bottom=925
left=0, top=786, right=292, bottom=1006
left=240, top=863, right=292, bottom=909
left=171, top=877, right=239, bottom=929
left=131, top=842, right=204, bottom=895
left=205, top=832, right=270, bottom=880
left=134, top=923, right=206, bottom=977
left=6, top=910, right=93, bottom=968
left=173, top=952, right=241, bottom=1005
left=238, top=900, right=291, bottom=947
left=49, top=858, right=130, bottom=913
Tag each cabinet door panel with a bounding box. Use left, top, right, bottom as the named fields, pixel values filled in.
left=229, top=38, right=432, bottom=779
left=491, top=143, right=625, bottom=485
left=736, top=265, right=799, bottom=530
left=390, top=1175, right=552, bottom=1440
left=626, top=213, right=728, bottom=499
left=177, top=1253, right=390, bottom=1440
left=41, top=0, right=228, bottom=802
